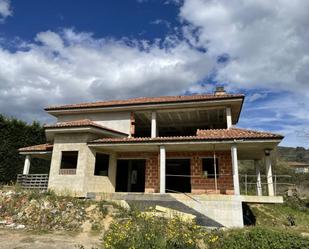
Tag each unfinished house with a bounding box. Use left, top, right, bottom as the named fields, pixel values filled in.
left=18, top=87, right=284, bottom=227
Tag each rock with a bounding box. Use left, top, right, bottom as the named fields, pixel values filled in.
left=85, top=204, right=96, bottom=213
left=16, top=224, right=25, bottom=229
left=6, top=223, right=16, bottom=228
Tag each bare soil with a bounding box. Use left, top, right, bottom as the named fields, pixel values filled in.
left=0, top=228, right=102, bottom=249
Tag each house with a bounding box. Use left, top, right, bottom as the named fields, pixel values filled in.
left=288, top=161, right=309, bottom=173
left=18, top=87, right=284, bottom=227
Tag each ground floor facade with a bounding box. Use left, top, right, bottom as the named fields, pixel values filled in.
left=18, top=135, right=284, bottom=228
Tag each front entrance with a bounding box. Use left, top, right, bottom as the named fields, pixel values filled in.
left=166, top=159, right=191, bottom=193
left=115, top=159, right=146, bottom=192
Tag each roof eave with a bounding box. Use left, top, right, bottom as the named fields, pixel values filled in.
left=45, top=96, right=245, bottom=115
left=88, top=137, right=283, bottom=146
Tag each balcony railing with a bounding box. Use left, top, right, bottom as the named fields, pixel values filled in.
left=239, top=174, right=295, bottom=196
left=17, top=174, right=49, bottom=190
left=165, top=173, right=294, bottom=196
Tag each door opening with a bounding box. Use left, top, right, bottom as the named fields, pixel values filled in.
left=115, top=159, right=146, bottom=192
left=166, top=159, right=191, bottom=193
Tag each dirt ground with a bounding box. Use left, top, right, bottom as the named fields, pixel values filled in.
left=0, top=228, right=103, bottom=249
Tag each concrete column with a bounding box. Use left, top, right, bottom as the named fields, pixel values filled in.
left=151, top=111, right=157, bottom=138
left=23, top=155, right=31, bottom=174
left=108, top=153, right=117, bottom=192
left=231, top=144, right=240, bottom=195
left=265, top=151, right=274, bottom=196
left=159, top=145, right=166, bottom=194
left=226, top=107, right=232, bottom=129
left=255, top=160, right=262, bottom=196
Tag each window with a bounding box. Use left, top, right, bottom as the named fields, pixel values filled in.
left=202, top=158, right=219, bottom=178
left=60, top=151, right=78, bottom=175
left=94, top=153, right=110, bottom=176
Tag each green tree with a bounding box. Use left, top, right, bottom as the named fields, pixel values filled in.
left=0, top=114, right=49, bottom=183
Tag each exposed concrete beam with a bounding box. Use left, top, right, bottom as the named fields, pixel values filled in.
left=151, top=111, right=157, bottom=138
left=265, top=150, right=274, bottom=196
left=160, top=146, right=166, bottom=194
left=255, top=160, right=263, bottom=196
left=23, top=155, right=31, bottom=175
left=231, top=144, right=240, bottom=195
left=226, top=107, right=232, bottom=128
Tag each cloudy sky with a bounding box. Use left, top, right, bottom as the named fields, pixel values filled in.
left=0, top=0, right=308, bottom=148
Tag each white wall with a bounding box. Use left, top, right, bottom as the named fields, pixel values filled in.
left=57, top=111, right=131, bottom=134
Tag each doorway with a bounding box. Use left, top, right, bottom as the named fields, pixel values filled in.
left=115, top=159, right=146, bottom=192
left=166, top=159, right=191, bottom=193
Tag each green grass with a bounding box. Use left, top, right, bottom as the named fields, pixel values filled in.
left=249, top=196, right=309, bottom=233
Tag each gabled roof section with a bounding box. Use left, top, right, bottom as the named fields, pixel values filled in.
left=89, top=128, right=283, bottom=144
left=44, top=119, right=128, bottom=136
left=19, top=143, right=53, bottom=152
left=45, top=94, right=244, bottom=111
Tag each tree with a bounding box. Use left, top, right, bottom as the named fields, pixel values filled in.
left=0, top=114, right=49, bottom=183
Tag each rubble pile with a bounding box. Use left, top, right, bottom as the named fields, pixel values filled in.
left=0, top=189, right=109, bottom=231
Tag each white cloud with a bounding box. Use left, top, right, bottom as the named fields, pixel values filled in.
left=0, top=0, right=12, bottom=21
left=180, top=0, right=309, bottom=96
left=1, top=0, right=309, bottom=148
left=0, top=29, right=214, bottom=122
left=179, top=0, right=309, bottom=147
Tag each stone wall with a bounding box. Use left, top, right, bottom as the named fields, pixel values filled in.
left=48, top=133, right=116, bottom=196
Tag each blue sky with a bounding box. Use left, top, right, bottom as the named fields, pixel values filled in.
left=0, top=0, right=308, bottom=148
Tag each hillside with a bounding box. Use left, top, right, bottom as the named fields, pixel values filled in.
left=277, top=146, right=309, bottom=163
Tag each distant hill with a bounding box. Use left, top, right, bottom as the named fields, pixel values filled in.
left=277, top=146, right=309, bottom=163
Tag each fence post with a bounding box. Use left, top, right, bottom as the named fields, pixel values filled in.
left=274, top=175, right=277, bottom=196
left=245, top=174, right=248, bottom=195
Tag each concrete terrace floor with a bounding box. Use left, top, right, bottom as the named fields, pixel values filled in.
left=0, top=229, right=102, bottom=249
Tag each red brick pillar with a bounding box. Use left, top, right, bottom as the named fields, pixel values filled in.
left=144, top=154, right=159, bottom=193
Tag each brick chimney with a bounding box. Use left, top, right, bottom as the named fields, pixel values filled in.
left=214, top=86, right=226, bottom=96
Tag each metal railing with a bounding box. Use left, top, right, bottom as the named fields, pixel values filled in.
left=166, top=173, right=294, bottom=196
left=239, top=174, right=295, bottom=196
left=16, top=174, right=49, bottom=190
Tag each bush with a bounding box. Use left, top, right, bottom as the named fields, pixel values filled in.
left=103, top=208, right=217, bottom=249
left=211, top=227, right=309, bottom=249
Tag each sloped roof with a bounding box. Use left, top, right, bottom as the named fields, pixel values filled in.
left=18, top=143, right=53, bottom=152
left=89, top=128, right=283, bottom=144
left=45, top=94, right=244, bottom=111
left=196, top=128, right=283, bottom=139
left=44, top=119, right=128, bottom=136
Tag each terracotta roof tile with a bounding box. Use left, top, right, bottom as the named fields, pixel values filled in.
left=45, top=94, right=244, bottom=111
left=196, top=128, right=283, bottom=139
left=44, top=119, right=128, bottom=135
left=19, top=143, right=53, bottom=152
left=89, top=128, right=283, bottom=144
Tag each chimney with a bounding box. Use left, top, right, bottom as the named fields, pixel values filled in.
left=214, top=86, right=226, bottom=96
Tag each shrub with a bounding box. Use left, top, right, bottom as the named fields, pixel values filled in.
left=211, top=227, right=309, bottom=249
left=103, top=208, right=217, bottom=249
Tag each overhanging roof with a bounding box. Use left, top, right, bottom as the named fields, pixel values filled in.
left=89, top=128, right=283, bottom=144
left=44, top=119, right=128, bottom=136
left=18, top=143, right=53, bottom=153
